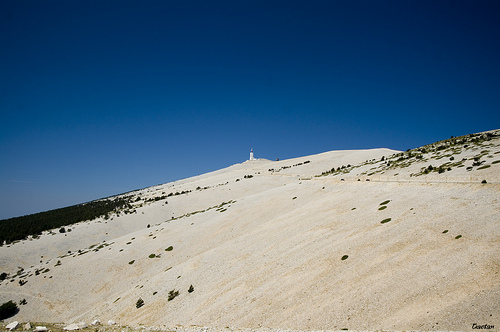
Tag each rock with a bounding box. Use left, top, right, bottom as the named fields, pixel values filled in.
left=91, top=319, right=100, bottom=326
left=78, top=322, right=87, bottom=329
left=6, top=321, right=19, bottom=331
left=34, top=327, right=48, bottom=332
left=108, top=320, right=116, bottom=325
left=63, top=323, right=80, bottom=330
left=23, top=323, right=31, bottom=330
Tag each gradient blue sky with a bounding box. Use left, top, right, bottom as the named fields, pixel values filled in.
left=1, top=0, right=499, bottom=219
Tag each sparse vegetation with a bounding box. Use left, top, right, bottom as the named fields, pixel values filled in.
left=341, top=255, right=349, bottom=261
left=165, top=246, right=173, bottom=251
left=168, top=289, right=179, bottom=301
left=320, top=130, right=500, bottom=179
left=455, top=235, right=462, bottom=239
left=442, top=230, right=449, bottom=234
left=129, top=260, right=135, bottom=265
left=378, top=206, right=387, bottom=211
left=188, top=285, right=194, bottom=293
left=136, top=298, right=144, bottom=308
left=380, top=218, right=392, bottom=224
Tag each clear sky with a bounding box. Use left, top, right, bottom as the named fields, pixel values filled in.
left=1, top=0, right=499, bottom=219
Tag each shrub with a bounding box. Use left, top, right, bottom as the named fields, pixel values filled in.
left=136, top=298, right=144, bottom=308
left=129, top=260, right=135, bottom=265
left=481, top=179, right=487, bottom=184
left=148, top=254, right=156, bottom=258
left=165, top=246, right=173, bottom=251
left=188, top=285, right=194, bottom=293
left=378, top=206, right=387, bottom=211
left=341, top=255, right=349, bottom=261
left=0, top=272, right=8, bottom=281
left=0, top=300, right=19, bottom=320
left=442, top=230, right=449, bottom=233
left=455, top=235, right=462, bottom=239
left=380, top=218, right=392, bottom=224
left=59, top=227, right=66, bottom=233
left=380, top=200, right=391, bottom=205
left=168, top=289, right=179, bottom=301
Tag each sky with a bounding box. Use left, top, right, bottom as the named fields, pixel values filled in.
left=1, top=0, right=499, bottom=219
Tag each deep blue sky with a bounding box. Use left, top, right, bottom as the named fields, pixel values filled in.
left=1, top=0, right=499, bottom=219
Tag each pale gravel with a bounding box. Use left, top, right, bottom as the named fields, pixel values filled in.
left=1, top=131, right=499, bottom=331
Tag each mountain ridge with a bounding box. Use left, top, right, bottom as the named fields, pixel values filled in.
left=1, top=130, right=499, bottom=331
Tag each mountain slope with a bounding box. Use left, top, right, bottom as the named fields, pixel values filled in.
left=1, top=130, right=499, bottom=331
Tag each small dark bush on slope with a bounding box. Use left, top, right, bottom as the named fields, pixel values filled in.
left=168, top=289, right=179, bottom=301
left=0, top=300, right=19, bottom=320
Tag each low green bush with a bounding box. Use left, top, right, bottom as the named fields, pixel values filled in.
left=168, top=289, right=179, bottom=301
left=380, top=218, right=392, bottom=224
left=0, top=300, right=19, bottom=320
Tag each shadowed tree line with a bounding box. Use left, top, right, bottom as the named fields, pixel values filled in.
left=0, top=197, right=132, bottom=245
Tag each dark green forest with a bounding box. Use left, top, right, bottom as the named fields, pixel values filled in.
left=0, top=197, right=133, bottom=245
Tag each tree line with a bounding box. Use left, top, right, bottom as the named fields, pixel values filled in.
left=0, top=197, right=132, bottom=245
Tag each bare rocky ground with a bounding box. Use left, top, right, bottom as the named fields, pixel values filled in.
left=0, top=322, right=468, bottom=332
left=1, top=130, right=499, bottom=332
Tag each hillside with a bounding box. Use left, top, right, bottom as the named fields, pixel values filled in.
left=1, top=130, right=499, bottom=331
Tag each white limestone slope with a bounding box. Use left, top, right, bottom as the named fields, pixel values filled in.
left=0, top=130, right=499, bottom=331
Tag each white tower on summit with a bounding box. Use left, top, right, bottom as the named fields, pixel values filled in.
left=250, top=148, right=255, bottom=161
